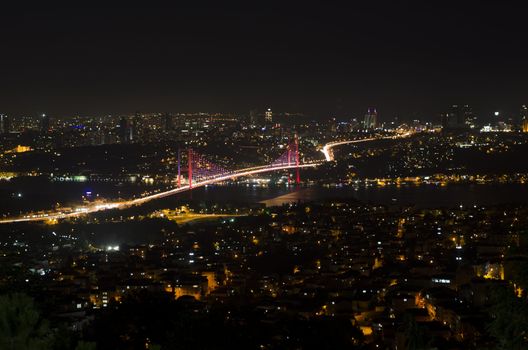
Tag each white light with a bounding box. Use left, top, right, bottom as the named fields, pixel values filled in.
left=494, top=111, right=499, bottom=116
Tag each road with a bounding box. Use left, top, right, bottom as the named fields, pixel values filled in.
left=321, top=132, right=413, bottom=161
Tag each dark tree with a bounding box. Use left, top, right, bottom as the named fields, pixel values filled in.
left=0, top=293, right=53, bottom=350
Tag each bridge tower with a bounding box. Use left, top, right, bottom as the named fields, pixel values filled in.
left=295, top=134, right=300, bottom=184
left=287, top=148, right=292, bottom=184
left=188, top=148, right=193, bottom=189
left=177, top=148, right=181, bottom=188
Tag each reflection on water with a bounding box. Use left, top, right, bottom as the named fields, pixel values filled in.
left=1, top=177, right=528, bottom=216
left=151, top=183, right=528, bottom=209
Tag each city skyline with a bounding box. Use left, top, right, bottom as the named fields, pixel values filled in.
left=1, top=2, right=528, bottom=118
left=1, top=103, right=528, bottom=124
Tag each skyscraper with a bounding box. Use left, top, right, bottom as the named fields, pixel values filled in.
left=265, top=108, right=273, bottom=123
left=0, top=114, right=10, bottom=134
left=442, top=105, right=471, bottom=130
left=462, top=105, right=476, bottom=128
left=163, top=113, right=173, bottom=132
left=119, top=116, right=130, bottom=143
left=40, top=114, right=50, bottom=133
left=249, top=109, right=259, bottom=125
left=363, top=108, right=378, bottom=129
left=522, top=105, right=528, bottom=133
left=449, top=105, right=461, bottom=128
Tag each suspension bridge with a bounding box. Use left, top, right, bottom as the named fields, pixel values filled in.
left=0, top=132, right=412, bottom=224
left=1, top=136, right=316, bottom=223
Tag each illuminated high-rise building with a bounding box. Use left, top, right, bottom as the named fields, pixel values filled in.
left=163, top=113, right=173, bottom=132
left=522, top=106, right=528, bottom=133
left=449, top=105, right=462, bottom=127
left=521, top=105, right=528, bottom=132
left=442, top=105, right=471, bottom=130
left=363, top=107, right=378, bottom=129
left=0, top=114, right=10, bottom=134
left=265, top=108, right=273, bottom=123
left=462, top=105, right=476, bottom=128
left=521, top=105, right=528, bottom=119
left=40, top=113, right=50, bottom=133
left=119, top=116, right=131, bottom=143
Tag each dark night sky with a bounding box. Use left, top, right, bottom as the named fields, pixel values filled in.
left=1, top=1, right=527, bottom=120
